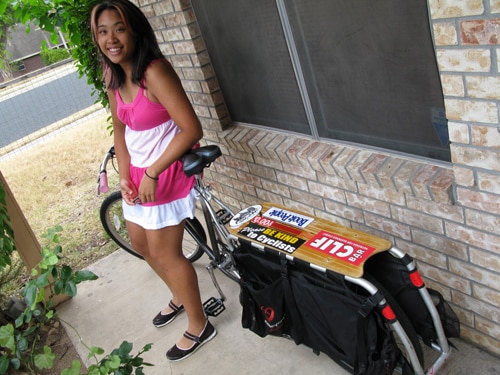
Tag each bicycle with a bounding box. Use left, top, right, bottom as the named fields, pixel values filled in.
left=97, top=144, right=453, bottom=375
left=97, top=146, right=208, bottom=263
left=97, top=145, right=239, bottom=315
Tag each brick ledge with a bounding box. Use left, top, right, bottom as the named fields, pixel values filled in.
left=220, top=125, right=456, bottom=205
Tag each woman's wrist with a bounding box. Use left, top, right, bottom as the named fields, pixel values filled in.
left=144, top=169, right=159, bottom=181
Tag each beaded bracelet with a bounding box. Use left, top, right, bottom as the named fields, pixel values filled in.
left=144, top=170, right=159, bottom=181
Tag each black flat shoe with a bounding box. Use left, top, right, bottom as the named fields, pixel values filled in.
left=152, top=301, right=184, bottom=328
left=166, top=320, right=217, bottom=361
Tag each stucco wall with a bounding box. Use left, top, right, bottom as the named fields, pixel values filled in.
left=139, top=0, right=500, bottom=355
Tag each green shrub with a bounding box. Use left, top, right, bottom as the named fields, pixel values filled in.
left=40, top=48, right=71, bottom=66
left=0, top=226, right=98, bottom=374
left=7, top=0, right=108, bottom=107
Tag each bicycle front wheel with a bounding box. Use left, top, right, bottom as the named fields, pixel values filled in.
left=99, top=191, right=206, bottom=262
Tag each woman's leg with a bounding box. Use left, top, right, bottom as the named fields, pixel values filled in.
left=145, top=221, right=207, bottom=349
left=126, top=221, right=149, bottom=256
left=126, top=221, right=182, bottom=312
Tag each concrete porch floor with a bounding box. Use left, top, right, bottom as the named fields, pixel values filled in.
left=58, top=247, right=500, bottom=375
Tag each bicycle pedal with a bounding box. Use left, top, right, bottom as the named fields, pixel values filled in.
left=203, top=297, right=226, bottom=317
left=216, top=209, right=233, bottom=225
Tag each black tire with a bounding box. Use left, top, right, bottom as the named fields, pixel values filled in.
left=183, top=216, right=207, bottom=262
left=99, top=191, right=206, bottom=262
left=362, top=273, right=425, bottom=374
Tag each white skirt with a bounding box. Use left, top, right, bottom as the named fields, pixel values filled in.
left=122, top=189, right=197, bottom=230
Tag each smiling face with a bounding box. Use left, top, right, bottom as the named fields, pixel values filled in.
left=96, top=9, right=136, bottom=68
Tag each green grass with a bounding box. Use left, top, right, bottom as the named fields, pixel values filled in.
left=0, top=113, right=121, bottom=303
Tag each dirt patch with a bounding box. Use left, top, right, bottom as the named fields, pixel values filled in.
left=40, top=319, right=87, bottom=374
left=5, top=318, right=87, bottom=375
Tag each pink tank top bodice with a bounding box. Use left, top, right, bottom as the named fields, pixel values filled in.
left=115, top=86, right=171, bottom=130
left=113, top=64, right=196, bottom=207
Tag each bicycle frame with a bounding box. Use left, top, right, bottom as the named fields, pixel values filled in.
left=190, top=173, right=241, bottom=311
left=193, top=174, right=237, bottom=262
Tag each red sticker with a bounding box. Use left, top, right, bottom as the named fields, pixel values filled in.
left=251, top=216, right=274, bottom=227
left=251, top=216, right=303, bottom=235
left=305, top=231, right=375, bottom=266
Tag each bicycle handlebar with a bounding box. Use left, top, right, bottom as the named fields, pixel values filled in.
left=97, top=144, right=221, bottom=194
left=97, top=146, right=115, bottom=195
left=98, top=171, right=109, bottom=194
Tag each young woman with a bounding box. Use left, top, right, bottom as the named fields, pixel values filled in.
left=90, top=0, right=215, bottom=361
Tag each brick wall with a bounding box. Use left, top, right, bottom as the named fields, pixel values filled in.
left=0, top=55, right=45, bottom=84
left=427, top=0, right=500, bottom=353
left=139, top=0, right=500, bottom=355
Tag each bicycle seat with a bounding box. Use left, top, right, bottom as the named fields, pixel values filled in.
left=183, top=145, right=222, bottom=176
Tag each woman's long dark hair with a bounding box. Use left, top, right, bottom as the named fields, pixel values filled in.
left=90, top=0, right=164, bottom=90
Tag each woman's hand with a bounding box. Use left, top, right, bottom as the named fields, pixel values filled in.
left=120, top=179, right=140, bottom=205
left=138, top=172, right=158, bottom=204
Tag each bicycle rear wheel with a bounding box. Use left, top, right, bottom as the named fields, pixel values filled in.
left=362, top=273, right=425, bottom=374
left=99, top=191, right=206, bottom=262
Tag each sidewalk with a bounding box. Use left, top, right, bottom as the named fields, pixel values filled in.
left=0, top=61, right=77, bottom=101
left=58, top=247, right=500, bottom=375
left=0, top=61, right=103, bottom=158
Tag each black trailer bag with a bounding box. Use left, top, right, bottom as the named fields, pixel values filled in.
left=234, top=244, right=400, bottom=374
left=365, top=251, right=460, bottom=346
left=285, top=260, right=399, bottom=374
left=234, top=245, right=291, bottom=338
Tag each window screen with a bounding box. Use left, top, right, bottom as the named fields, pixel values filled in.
left=192, top=0, right=309, bottom=134
left=192, top=0, right=450, bottom=161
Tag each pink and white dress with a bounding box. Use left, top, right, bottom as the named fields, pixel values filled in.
left=115, top=66, right=197, bottom=230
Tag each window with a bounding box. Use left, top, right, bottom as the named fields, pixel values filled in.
left=12, top=60, right=26, bottom=72
left=192, top=0, right=450, bottom=161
